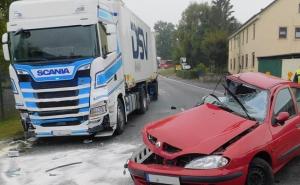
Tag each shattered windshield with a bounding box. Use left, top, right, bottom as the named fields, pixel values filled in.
left=222, top=90, right=269, bottom=122
left=205, top=81, right=269, bottom=122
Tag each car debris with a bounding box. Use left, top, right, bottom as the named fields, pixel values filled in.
left=83, top=139, right=93, bottom=144
left=5, top=168, right=21, bottom=177
left=45, top=162, right=82, bottom=173
left=7, top=150, right=20, bottom=158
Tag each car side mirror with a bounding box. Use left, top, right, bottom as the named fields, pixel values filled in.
left=275, top=112, right=290, bottom=125
left=2, top=33, right=10, bottom=61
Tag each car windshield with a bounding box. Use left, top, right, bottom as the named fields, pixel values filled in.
left=9, top=25, right=99, bottom=64
left=205, top=81, right=269, bottom=122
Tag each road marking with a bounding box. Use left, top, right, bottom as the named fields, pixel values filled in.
left=160, top=76, right=223, bottom=95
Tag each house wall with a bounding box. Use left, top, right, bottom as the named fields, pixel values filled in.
left=228, top=0, right=300, bottom=74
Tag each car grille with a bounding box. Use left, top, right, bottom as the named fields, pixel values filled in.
left=18, top=69, right=91, bottom=127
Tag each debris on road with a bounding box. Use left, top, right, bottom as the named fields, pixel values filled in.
left=7, top=150, right=20, bottom=157
left=45, top=162, right=83, bottom=173
left=5, top=168, right=21, bottom=177
left=83, top=139, right=93, bottom=144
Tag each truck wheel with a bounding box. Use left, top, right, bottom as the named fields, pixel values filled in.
left=246, top=158, right=274, bottom=185
left=115, top=98, right=125, bottom=135
left=138, top=88, right=148, bottom=114
left=152, top=81, right=158, bottom=101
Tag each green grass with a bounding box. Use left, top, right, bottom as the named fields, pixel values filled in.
left=158, top=68, right=176, bottom=77
left=0, top=116, right=23, bottom=140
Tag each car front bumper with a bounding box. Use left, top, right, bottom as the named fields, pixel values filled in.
left=127, top=145, right=247, bottom=185
left=128, top=161, right=246, bottom=185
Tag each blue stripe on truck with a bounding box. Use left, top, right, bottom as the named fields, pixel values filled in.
left=96, top=57, right=122, bottom=87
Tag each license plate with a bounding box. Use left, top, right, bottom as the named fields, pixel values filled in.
left=147, top=174, right=180, bottom=185
left=52, top=130, right=72, bottom=136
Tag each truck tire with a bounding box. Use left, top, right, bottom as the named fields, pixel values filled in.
left=115, top=98, right=126, bottom=135
left=138, top=87, right=148, bottom=114
left=152, top=81, right=158, bottom=101
left=246, top=158, right=274, bottom=185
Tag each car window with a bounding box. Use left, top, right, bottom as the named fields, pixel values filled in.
left=291, top=88, right=300, bottom=110
left=273, top=88, right=296, bottom=117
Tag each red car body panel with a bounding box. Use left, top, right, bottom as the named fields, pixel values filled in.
left=128, top=72, right=300, bottom=185
left=144, top=104, right=257, bottom=158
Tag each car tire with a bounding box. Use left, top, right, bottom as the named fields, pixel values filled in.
left=138, top=87, right=148, bottom=114
left=115, top=98, right=125, bottom=135
left=246, top=158, right=274, bottom=185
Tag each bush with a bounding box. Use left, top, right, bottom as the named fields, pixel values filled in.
left=194, top=63, right=208, bottom=76
left=176, top=70, right=198, bottom=79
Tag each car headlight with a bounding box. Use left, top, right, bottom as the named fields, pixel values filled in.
left=184, top=155, right=229, bottom=170
left=90, top=101, right=107, bottom=119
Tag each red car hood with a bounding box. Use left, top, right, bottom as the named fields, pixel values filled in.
left=144, top=104, right=257, bottom=159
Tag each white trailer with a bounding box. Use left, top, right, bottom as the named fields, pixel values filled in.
left=1, top=0, right=158, bottom=138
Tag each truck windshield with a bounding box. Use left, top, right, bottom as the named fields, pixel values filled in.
left=10, top=25, right=99, bottom=64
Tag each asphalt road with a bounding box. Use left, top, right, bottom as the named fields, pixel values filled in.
left=0, top=76, right=300, bottom=185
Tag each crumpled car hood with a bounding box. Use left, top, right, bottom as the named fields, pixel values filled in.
left=144, top=104, right=257, bottom=159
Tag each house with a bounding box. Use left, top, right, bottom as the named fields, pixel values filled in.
left=228, top=0, right=300, bottom=80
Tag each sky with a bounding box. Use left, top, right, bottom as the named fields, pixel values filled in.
left=122, top=0, right=274, bottom=29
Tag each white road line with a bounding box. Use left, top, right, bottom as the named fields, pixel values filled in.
left=160, top=76, right=223, bottom=95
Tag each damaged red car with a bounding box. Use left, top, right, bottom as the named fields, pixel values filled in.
left=126, top=72, right=300, bottom=185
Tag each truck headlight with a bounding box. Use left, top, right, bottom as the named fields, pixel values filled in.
left=90, top=101, right=107, bottom=118
left=184, top=155, right=229, bottom=170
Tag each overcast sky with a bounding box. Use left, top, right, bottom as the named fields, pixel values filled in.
left=122, top=0, right=274, bottom=29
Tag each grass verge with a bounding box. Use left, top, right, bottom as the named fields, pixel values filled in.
left=158, top=68, right=176, bottom=77
left=0, top=115, right=23, bottom=140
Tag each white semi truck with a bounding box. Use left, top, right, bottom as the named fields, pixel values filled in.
left=1, top=0, right=158, bottom=138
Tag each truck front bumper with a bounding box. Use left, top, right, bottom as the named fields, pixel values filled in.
left=33, top=115, right=110, bottom=137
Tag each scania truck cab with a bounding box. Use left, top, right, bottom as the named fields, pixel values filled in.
left=1, top=0, right=158, bottom=138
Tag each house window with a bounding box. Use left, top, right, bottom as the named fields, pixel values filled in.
left=234, top=58, right=236, bottom=70
left=242, top=31, right=245, bottom=45
left=242, top=55, right=244, bottom=69
left=245, top=54, right=248, bottom=68
left=253, top=23, right=256, bottom=40
left=298, top=3, right=300, bottom=13
left=279, top=27, right=287, bottom=39
left=295, top=27, right=300, bottom=38
left=252, top=52, right=256, bottom=68
left=246, top=28, right=249, bottom=43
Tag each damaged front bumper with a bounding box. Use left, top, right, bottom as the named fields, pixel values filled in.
left=126, top=145, right=246, bottom=185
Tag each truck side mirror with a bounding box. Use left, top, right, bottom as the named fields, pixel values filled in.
left=275, top=112, right=290, bottom=126
left=2, top=33, right=10, bottom=61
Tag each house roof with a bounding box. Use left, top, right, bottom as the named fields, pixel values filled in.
left=229, top=0, right=278, bottom=39
left=229, top=72, right=289, bottom=90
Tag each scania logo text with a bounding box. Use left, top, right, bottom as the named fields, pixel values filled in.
left=37, top=68, right=70, bottom=76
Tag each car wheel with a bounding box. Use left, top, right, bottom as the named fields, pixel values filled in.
left=246, top=158, right=274, bottom=185
left=138, top=87, right=148, bottom=114
left=115, top=98, right=125, bottom=135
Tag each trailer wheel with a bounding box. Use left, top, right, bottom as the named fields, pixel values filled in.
left=115, top=98, right=126, bottom=135
left=138, top=87, right=148, bottom=114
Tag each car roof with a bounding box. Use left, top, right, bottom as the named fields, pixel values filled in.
left=228, top=72, right=290, bottom=90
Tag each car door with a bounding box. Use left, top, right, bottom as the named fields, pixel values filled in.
left=269, top=86, right=300, bottom=168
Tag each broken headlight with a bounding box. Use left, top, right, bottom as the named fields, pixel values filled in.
left=184, top=155, right=229, bottom=170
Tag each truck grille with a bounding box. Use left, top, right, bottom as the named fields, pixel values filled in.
left=18, top=68, right=91, bottom=127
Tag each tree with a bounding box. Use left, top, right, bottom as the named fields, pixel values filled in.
left=175, top=3, right=211, bottom=67
left=201, top=30, right=228, bottom=73
left=0, top=0, right=12, bottom=80
left=154, top=21, right=176, bottom=60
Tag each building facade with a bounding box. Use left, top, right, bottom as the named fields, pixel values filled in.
left=228, top=0, right=300, bottom=78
